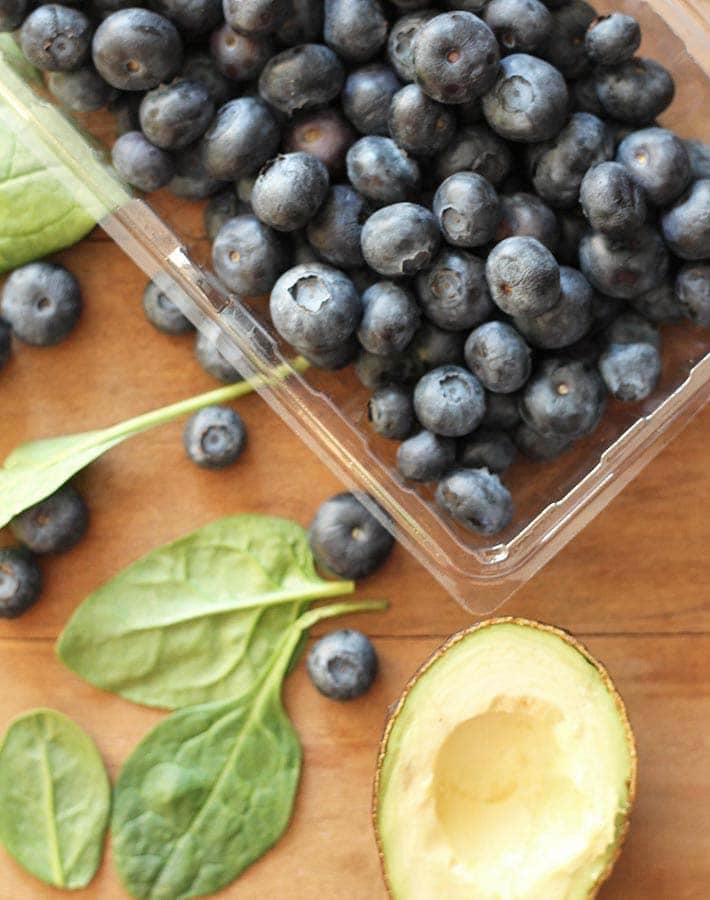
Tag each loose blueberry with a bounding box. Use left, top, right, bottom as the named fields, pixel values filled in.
left=388, top=84, right=456, bottom=158
left=47, top=66, right=115, bottom=112
left=11, top=484, right=89, bottom=554
left=435, top=124, right=513, bottom=187
left=168, top=142, right=227, bottom=200
left=368, top=384, right=416, bottom=440
left=20, top=3, right=91, bottom=72
left=0, top=547, right=42, bottom=619
left=579, top=161, right=647, bottom=237
left=2, top=262, right=81, bottom=347
left=482, top=53, right=568, bottom=143
left=660, top=179, right=710, bottom=260
left=200, top=97, right=280, bottom=182
left=251, top=153, right=329, bottom=232
left=435, top=467, right=513, bottom=535
left=684, top=139, right=710, bottom=180
left=675, top=262, right=710, bottom=328
left=407, top=321, right=467, bottom=373
left=223, top=0, right=289, bottom=36
left=513, top=265, right=593, bottom=349
left=308, top=492, right=394, bottom=579
left=0, top=0, right=30, bottom=32
left=300, top=337, right=360, bottom=371
left=92, top=8, right=182, bottom=91
left=270, top=263, right=361, bottom=352
left=519, top=357, right=606, bottom=438
left=605, top=311, right=661, bottom=350
left=483, top=0, right=551, bottom=53
left=433, top=172, right=500, bottom=248
left=342, top=64, right=402, bottom=137
left=539, top=0, right=595, bottom=78
left=481, top=391, right=521, bottom=429
left=358, top=281, right=420, bottom=355
left=595, top=57, right=674, bottom=126
left=210, top=24, right=272, bottom=83
left=346, top=136, right=420, bottom=205
left=598, top=342, right=661, bottom=402
left=182, top=49, right=236, bottom=107
left=139, top=80, right=214, bottom=151
left=276, top=0, right=324, bottom=45
left=486, top=235, right=560, bottom=316
left=360, top=203, right=439, bottom=277
left=412, top=12, right=500, bottom=105
left=387, top=10, right=437, bottom=83
left=514, top=421, right=573, bottom=460
left=212, top=214, right=290, bottom=296
left=556, top=208, right=588, bottom=267
left=571, top=74, right=605, bottom=117
left=183, top=405, right=247, bottom=470
left=307, top=185, right=368, bottom=269
left=584, top=13, right=640, bottom=66
left=354, top=349, right=418, bottom=389
left=284, top=110, right=356, bottom=177
left=194, top=331, right=244, bottom=383
left=307, top=630, right=378, bottom=701
left=397, top=429, right=456, bottom=482
left=142, top=280, right=194, bottom=335
left=324, top=0, right=388, bottom=63
left=629, top=281, right=683, bottom=323
left=459, top=427, right=517, bottom=473
left=496, top=191, right=559, bottom=252
left=151, top=0, right=222, bottom=35
left=464, top=321, right=532, bottom=393
left=112, top=131, right=175, bottom=193
left=579, top=225, right=669, bottom=299
left=204, top=189, right=243, bottom=241
left=258, top=44, right=344, bottom=116
left=416, top=248, right=493, bottom=330
left=616, top=127, right=691, bottom=207
left=414, top=365, right=486, bottom=437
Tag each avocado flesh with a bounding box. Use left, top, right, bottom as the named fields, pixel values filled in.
left=376, top=620, right=635, bottom=900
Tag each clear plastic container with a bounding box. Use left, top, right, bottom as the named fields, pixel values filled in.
left=0, top=0, right=708, bottom=614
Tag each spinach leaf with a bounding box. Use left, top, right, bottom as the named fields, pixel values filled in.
left=0, top=358, right=307, bottom=530
left=112, top=599, right=385, bottom=900
left=0, top=709, right=110, bottom=889
left=58, top=514, right=354, bottom=709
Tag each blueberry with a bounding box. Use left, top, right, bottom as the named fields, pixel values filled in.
left=368, top=384, right=416, bottom=440
left=482, top=53, right=568, bottom=143
left=412, top=12, right=500, bottom=105
left=539, top=0, right=595, bottom=78
left=520, top=357, right=606, bottom=438
left=183, top=406, right=247, bottom=470
left=182, top=49, right=236, bottom=107
left=571, top=74, right=605, bottom=117
left=20, top=3, right=91, bottom=72
left=684, top=139, right=710, bottom=180
left=526, top=112, right=613, bottom=208
left=579, top=225, right=669, bottom=299
left=433, top=172, right=500, bottom=248
left=204, top=189, right=243, bottom=241
left=435, top=124, right=513, bottom=187
left=598, top=342, right=661, bottom=403
left=111, top=92, right=143, bottom=138
left=47, top=66, right=115, bottom=113
left=139, top=80, right=214, bottom=152
left=92, top=8, right=182, bottom=91
left=346, top=136, right=420, bottom=207
left=276, top=0, right=324, bottom=45
left=324, top=0, right=387, bottom=63
left=0, top=0, right=30, bottom=32
left=307, top=630, right=378, bottom=701
left=11, top=484, right=88, bottom=554
left=307, top=185, right=367, bottom=269
left=514, top=421, right=573, bottom=460
left=212, top=214, right=289, bottom=296
left=284, top=110, right=356, bottom=177
left=0, top=317, right=10, bottom=371
left=595, top=58, right=674, bottom=126
left=514, top=265, right=593, bottom=349
left=661, top=179, right=710, bottom=261
left=414, top=365, right=486, bottom=437
left=2, top=262, right=81, bottom=347
left=355, top=349, right=418, bottom=389
left=0, top=547, right=42, bottom=619
left=483, top=0, right=551, bottom=53
left=150, top=0, right=222, bottom=35
left=360, top=203, right=439, bottom=277
left=616, top=127, right=691, bottom=207
left=168, top=142, right=227, bottom=200
left=258, top=44, right=344, bottom=116
left=486, top=236, right=560, bottom=316
left=251, top=153, right=329, bottom=233
left=415, top=249, right=493, bottom=330
left=482, top=391, right=521, bottom=429
left=358, top=281, right=420, bottom=355
left=195, top=331, right=244, bottom=383
left=341, top=65, right=401, bottom=139
left=210, top=24, right=272, bottom=82
left=495, top=191, right=558, bottom=252
left=308, top=492, right=394, bottom=579
left=460, top=427, right=516, bottom=473
left=435, top=467, right=513, bottom=535
left=629, top=281, right=683, bottom=324
left=579, top=161, right=647, bottom=237
left=605, top=312, right=661, bottom=351
left=388, top=85, right=456, bottom=159
left=223, top=0, right=289, bottom=35
left=111, top=131, right=175, bottom=193
left=397, top=429, right=455, bottom=481
left=584, top=13, right=640, bottom=66
left=300, top=337, right=360, bottom=370
left=407, top=321, right=466, bottom=372
left=142, top=279, right=194, bottom=335
left=675, top=262, right=710, bottom=328
left=464, top=320, right=532, bottom=393
left=556, top=207, right=588, bottom=266
left=200, top=98, right=280, bottom=182
left=270, top=263, right=361, bottom=351
left=291, top=233, right=321, bottom=267
left=387, top=10, right=436, bottom=82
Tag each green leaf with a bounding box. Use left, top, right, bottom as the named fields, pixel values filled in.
left=112, top=599, right=386, bottom=900
left=58, top=514, right=354, bottom=709
left=0, top=709, right=110, bottom=890
left=0, top=359, right=308, bottom=530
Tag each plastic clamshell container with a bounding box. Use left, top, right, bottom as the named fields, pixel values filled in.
left=0, top=0, right=708, bottom=614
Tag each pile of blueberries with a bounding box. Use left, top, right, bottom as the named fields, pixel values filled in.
left=1, top=1, right=709, bottom=542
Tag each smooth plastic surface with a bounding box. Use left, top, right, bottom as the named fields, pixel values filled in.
left=0, top=0, right=708, bottom=613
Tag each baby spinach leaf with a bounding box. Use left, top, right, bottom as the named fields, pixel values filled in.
left=0, top=708, right=110, bottom=889
left=0, top=358, right=308, bottom=530
left=58, top=514, right=354, bottom=709
left=112, top=599, right=385, bottom=900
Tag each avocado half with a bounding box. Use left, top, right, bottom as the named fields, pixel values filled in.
left=374, top=618, right=636, bottom=900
